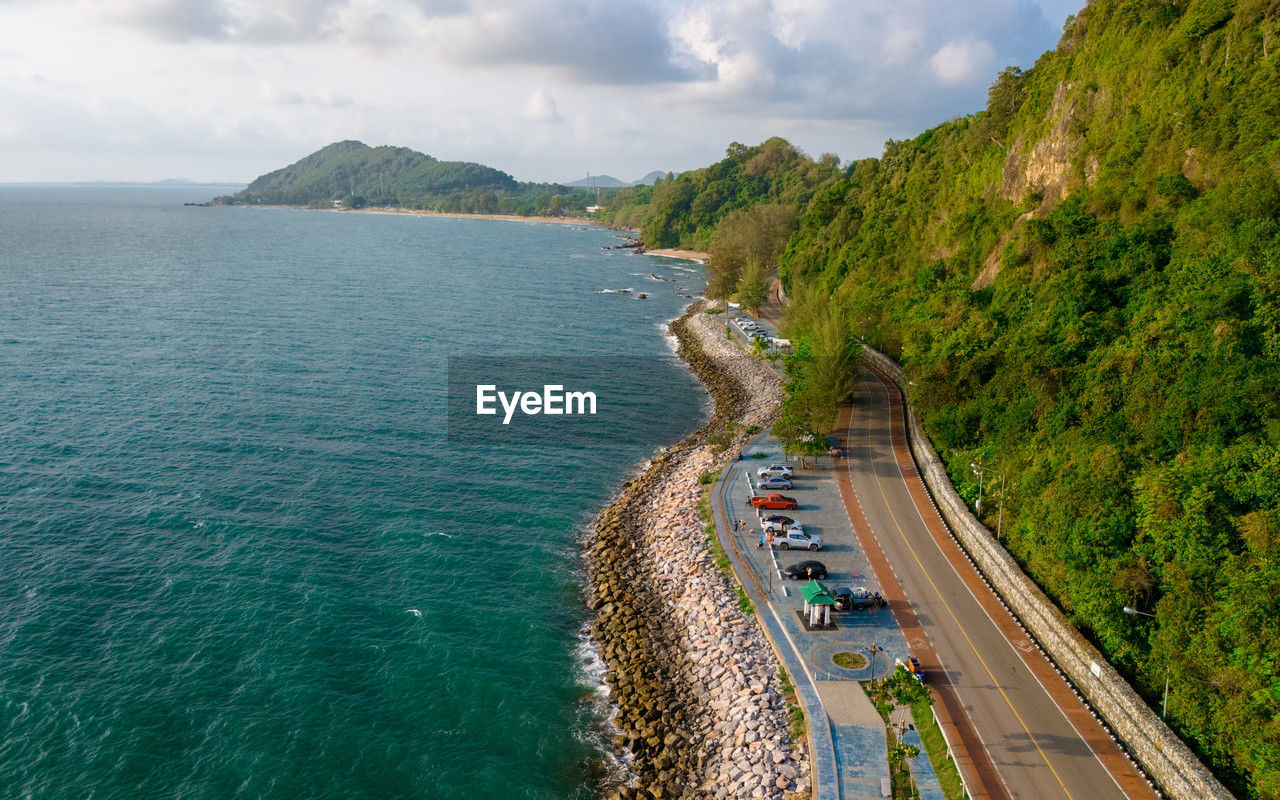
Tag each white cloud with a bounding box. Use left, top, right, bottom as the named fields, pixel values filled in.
left=929, top=40, right=996, bottom=85
left=0, top=0, right=1070, bottom=182
left=524, top=89, right=562, bottom=123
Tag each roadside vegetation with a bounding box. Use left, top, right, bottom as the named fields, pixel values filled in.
left=867, top=668, right=929, bottom=800
left=866, top=667, right=967, bottom=800
left=777, top=666, right=806, bottom=742
left=698, top=468, right=753, bottom=615
left=909, top=697, right=967, bottom=800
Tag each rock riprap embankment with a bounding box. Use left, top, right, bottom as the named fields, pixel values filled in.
left=587, top=307, right=808, bottom=799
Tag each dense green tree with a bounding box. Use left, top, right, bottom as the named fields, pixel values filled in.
left=735, top=261, right=770, bottom=311
left=604, top=138, right=841, bottom=250
left=707, top=202, right=797, bottom=298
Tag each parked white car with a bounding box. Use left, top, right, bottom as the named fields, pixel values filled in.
left=773, top=529, right=822, bottom=551
left=757, top=464, right=794, bottom=479
left=760, top=516, right=799, bottom=533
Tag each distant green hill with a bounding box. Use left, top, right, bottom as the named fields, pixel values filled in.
left=564, top=174, right=628, bottom=188
left=219, top=140, right=602, bottom=216
left=629, top=170, right=666, bottom=187
left=563, top=172, right=666, bottom=188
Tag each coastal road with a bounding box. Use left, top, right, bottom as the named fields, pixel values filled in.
left=839, top=367, right=1159, bottom=800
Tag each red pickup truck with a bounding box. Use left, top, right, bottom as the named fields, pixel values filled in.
left=747, top=493, right=799, bottom=510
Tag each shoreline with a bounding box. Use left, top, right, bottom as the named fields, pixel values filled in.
left=236, top=203, right=714, bottom=262
left=355, top=207, right=712, bottom=262
left=641, top=247, right=709, bottom=263
left=349, top=206, right=606, bottom=227
left=585, top=304, right=808, bottom=800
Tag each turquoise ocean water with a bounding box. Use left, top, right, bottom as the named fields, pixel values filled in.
left=0, top=186, right=708, bottom=799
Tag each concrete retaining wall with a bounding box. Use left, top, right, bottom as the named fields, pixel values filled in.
left=859, top=344, right=1235, bottom=800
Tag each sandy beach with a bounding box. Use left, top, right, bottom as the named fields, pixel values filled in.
left=350, top=207, right=711, bottom=262
left=642, top=247, right=710, bottom=263
left=350, top=206, right=603, bottom=226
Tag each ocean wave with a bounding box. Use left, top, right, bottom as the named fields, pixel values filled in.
left=574, top=629, right=633, bottom=784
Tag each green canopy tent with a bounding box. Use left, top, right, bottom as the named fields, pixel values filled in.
left=801, top=579, right=836, bottom=628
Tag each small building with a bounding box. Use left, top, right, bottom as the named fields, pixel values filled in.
left=801, top=580, right=836, bottom=628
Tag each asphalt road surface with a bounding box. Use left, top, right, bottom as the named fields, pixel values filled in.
left=841, top=368, right=1156, bottom=800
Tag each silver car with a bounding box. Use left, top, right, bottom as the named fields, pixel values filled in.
left=758, top=475, right=793, bottom=490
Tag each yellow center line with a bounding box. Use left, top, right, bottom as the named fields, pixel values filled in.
left=857, top=376, right=1074, bottom=800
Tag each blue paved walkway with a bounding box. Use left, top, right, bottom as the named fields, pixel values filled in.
left=904, top=727, right=946, bottom=800
left=712, top=431, right=948, bottom=800
left=833, top=724, right=889, bottom=800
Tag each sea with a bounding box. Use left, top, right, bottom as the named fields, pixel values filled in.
left=0, top=186, right=709, bottom=799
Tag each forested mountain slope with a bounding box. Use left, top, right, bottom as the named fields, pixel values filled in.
left=595, top=137, right=842, bottom=249
left=775, top=1, right=1280, bottom=796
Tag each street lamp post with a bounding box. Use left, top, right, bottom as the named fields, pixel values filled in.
left=970, top=462, right=984, bottom=515
left=997, top=472, right=1007, bottom=541
left=1123, top=606, right=1169, bottom=719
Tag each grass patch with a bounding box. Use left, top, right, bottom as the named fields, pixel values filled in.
left=833, top=651, right=868, bottom=670
left=778, top=666, right=806, bottom=742
left=744, top=425, right=761, bottom=435
left=697, top=469, right=753, bottom=615
left=750, top=451, right=768, bottom=459
left=706, top=423, right=741, bottom=456
left=909, top=699, right=968, bottom=800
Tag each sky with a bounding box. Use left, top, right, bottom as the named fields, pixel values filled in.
left=0, top=0, right=1085, bottom=184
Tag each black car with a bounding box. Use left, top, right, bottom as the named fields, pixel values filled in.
left=783, top=560, right=827, bottom=580
left=832, top=587, right=855, bottom=610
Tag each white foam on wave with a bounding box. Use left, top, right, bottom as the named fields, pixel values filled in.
left=405, top=609, right=422, bottom=617
left=574, top=628, right=634, bottom=782
left=575, top=631, right=609, bottom=693
left=657, top=321, right=681, bottom=356
left=422, top=531, right=452, bottom=539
